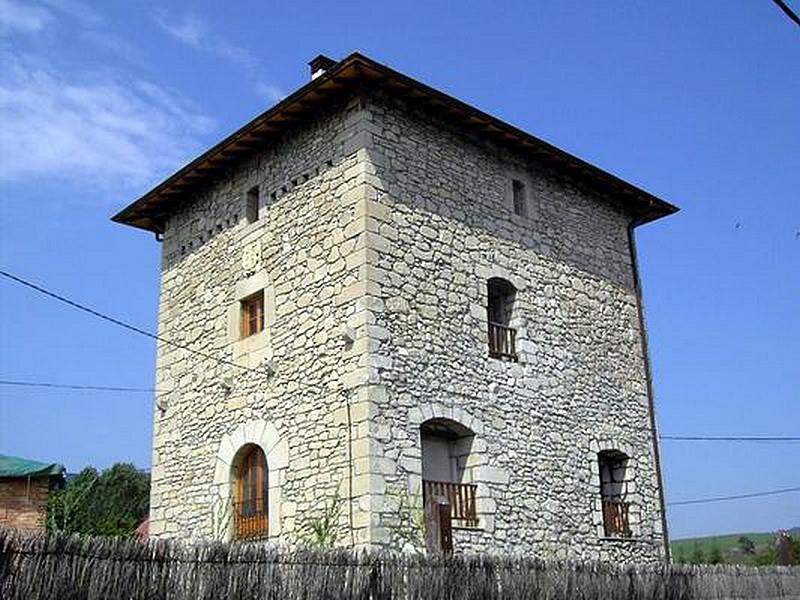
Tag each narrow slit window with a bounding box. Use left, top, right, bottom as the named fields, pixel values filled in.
left=512, top=179, right=527, bottom=217
left=241, top=291, right=264, bottom=338
left=246, top=186, right=260, bottom=224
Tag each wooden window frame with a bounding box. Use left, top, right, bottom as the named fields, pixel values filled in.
left=241, top=291, right=265, bottom=338
left=487, top=278, right=517, bottom=360
left=598, top=451, right=632, bottom=538
left=235, top=445, right=268, bottom=539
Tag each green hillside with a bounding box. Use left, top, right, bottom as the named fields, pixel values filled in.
left=672, top=532, right=773, bottom=554
left=671, top=528, right=800, bottom=565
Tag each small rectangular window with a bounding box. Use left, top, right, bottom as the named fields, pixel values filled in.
left=487, top=278, right=518, bottom=361
left=512, top=179, right=527, bottom=217
left=246, top=186, right=260, bottom=224
left=598, top=451, right=632, bottom=538
left=241, top=291, right=264, bottom=338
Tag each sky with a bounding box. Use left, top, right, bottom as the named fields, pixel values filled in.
left=0, top=1, right=798, bottom=541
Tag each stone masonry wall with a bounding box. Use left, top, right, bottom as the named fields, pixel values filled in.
left=147, top=86, right=667, bottom=562
left=150, top=96, right=382, bottom=545
left=356, top=92, right=667, bottom=562
left=0, top=478, right=49, bottom=531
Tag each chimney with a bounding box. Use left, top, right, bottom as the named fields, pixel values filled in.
left=308, top=54, right=337, bottom=80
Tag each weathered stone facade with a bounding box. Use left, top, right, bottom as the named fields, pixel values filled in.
left=360, top=94, right=667, bottom=561
left=137, top=62, right=671, bottom=562
left=150, top=97, right=377, bottom=544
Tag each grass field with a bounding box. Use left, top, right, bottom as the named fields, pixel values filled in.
left=672, top=532, right=774, bottom=554
left=671, top=528, right=799, bottom=565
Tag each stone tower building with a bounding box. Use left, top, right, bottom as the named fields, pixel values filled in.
left=114, top=53, right=677, bottom=562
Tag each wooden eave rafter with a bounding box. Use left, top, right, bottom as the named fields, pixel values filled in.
left=113, top=52, right=677, bottom=232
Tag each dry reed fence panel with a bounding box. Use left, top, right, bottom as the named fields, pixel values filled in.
left=1, top=528, right=798, bottom=600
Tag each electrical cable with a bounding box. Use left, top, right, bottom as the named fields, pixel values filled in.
left=667, top=486, right=800, bottom=506
left=772, top=0, right=800, bottom=27
left=0, top=269, right=271, bottom=377
left=661, top=435, right=800, bottom=442
left=0, top=379, right=159, bottom=393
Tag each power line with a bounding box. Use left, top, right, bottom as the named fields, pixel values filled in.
left=667, top=485, right=800, bottom=506
left=772, top=0, right=800, bottom=27
left=661, top=435, right=800, bottom=442
left=0, top=379, right=158, bottom=393
left=0, top=269, right=270, bottom=377
left=1, top=379, right=798, bottom=440
left=5, top=375, right=800, bottom=443
left=1, top=270, right=796, bottom=437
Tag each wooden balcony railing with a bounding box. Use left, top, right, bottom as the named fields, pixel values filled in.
left=423, top=480, right=478, bottom=527
left=602, top=498, right=631, bottom=538
left=488, top=321, right=517, bottom=360
left=233, top=500, right=269, bottom=540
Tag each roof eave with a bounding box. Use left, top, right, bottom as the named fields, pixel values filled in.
left=112, top=52, right=678, bottom=232
left=111, top=56, right=367, bottom=231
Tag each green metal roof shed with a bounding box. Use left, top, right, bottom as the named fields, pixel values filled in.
left=0, top=454, right=65, bottom=479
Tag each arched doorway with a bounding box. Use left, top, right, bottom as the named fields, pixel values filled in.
left=420, top=418, right=478, bottom=553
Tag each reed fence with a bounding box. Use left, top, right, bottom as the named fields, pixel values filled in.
left=1, top=527, right=798, bottom=600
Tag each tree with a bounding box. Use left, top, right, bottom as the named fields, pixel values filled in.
left=753, top=545, right=777, bottom=566
left=752, top=533, right=800, bottom=566
left=690, top=543, right=706, bottom=565
left=47, top=467, right=99, bottom=534
left=708, top=544, right=723, bottom=564
left=737, top=536, right=756, bottom=555
left=48, top=463, right=149, bottom=538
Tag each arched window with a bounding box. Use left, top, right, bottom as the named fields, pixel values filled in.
left=487, top=277, right=517, bottom=360
left=234, top=444, right=268, bottom=539
left=598, top=450, right=631, bottom=538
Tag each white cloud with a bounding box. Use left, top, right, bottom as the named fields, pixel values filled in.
left=256, top=83, right=285, bottom=103
left=0, top=0, right=100, bottom=33
left=155, top=12, right=285, bottom=102
left=0, top=0, right=52, bottom=32
left=0, top=52, right=215, bottom=191
left=155, top=13, right=204, bottom=48
left=1, top=0, right=138, bottom=65
left=82, top=30, right=143, bottom=64
left=39, top=0, right=101, bottom=26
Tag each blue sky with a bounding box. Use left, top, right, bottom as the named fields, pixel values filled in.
left=0, top=1, right=797, bottom=540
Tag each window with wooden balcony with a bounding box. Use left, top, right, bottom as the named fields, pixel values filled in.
left=598, top=450, right=632, bottom=538
left=421, top=418, right=478, bottom=554
left=234, top=445, right=268, bottom=539
left=241, top=291, right=264, bottom=338
left=487, top=277, right=517, bottom=360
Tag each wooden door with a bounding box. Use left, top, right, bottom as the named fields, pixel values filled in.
left=424, top=495, right=453, bottom=555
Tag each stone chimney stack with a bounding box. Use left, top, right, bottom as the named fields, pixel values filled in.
left=308, top=55, right=337, bottom=80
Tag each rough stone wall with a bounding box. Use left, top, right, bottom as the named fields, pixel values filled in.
left=358, top=92, right=667, bottom=562
left=0, top=478, right=49, bottom=530
left=149, top=96, right=381, bottom=545
left=146, top=86, right=667, bottom=562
